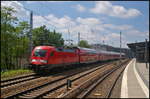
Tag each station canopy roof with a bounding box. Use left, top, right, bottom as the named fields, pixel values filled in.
left=127, top=41, right=149, bottom=53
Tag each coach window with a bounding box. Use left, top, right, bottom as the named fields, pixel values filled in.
left=63, top=48, right=75, bottom=53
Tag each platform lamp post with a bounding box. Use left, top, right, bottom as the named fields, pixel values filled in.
left=120, top=31, right=122, bottom=63
left=134, top=44, right=137, bottom=66
left=145, top=39, right=148, bottom=68
left=135, top=41, right=137, bottom=62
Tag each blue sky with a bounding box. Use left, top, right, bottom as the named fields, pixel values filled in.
left=1, top=1, right=149, bottom=48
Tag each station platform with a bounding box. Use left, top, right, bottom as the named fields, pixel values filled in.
left=121, top=58, right=149, bottom=98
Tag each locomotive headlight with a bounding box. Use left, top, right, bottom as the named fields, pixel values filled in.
left=39, top=60, right=47, bottom=63
left=31, top=59, right=47, bottom=63
left=32, top=59, right=37, bottom=62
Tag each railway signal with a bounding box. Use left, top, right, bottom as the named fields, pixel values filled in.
left=67, top=79, right=72, bottom=90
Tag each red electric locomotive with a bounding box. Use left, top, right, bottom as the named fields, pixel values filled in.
left=30, top=45, right=125, bottom=71
left=30, top=46, right=79, bottom=70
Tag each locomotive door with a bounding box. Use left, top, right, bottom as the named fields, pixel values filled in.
left=62, top=48, right=71, bottom=65
left=56, top=47, right=64, bottom=65
left=63, top=53, right=67, bottom=65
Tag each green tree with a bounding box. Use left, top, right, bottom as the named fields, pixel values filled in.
left=78, top=40, right=91, bottom=48
left=15, top=21, right=30, bottom=36
left=1, top=6, right=18, bottom=70
left=1, top=6, right=18, bottom=24
left=15, top=21, right=30, bottom=68
left=32, top=25, right=64, bottom=47
left=1, top=6, right=30, bottom=70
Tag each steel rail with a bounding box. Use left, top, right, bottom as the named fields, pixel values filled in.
left=79, top=60, right=129, bottom=98
left=18, top=63, right=112, bottom=98
left=2, top=62, right=112, bottom=98
left=1, top=73, right=36, bottom=83
left=59, top=59, right=129, bottom=98
left=105, top=62, right=127, bottom=98
left=1, top=75, right=39, bottom=88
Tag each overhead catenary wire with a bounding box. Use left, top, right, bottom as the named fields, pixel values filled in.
left=21, top=5, right=57, bottom=31
left=22, top=2, right=76, bottom=45
left=9, top=1, right=56, bottom=30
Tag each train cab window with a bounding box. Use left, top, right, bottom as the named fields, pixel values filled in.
left=56, top=47, right=63, bottom=52
left=33, top=49, right=47, bottom=57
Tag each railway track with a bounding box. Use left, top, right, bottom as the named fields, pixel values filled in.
left=22, top=61, right=119, bottom=99
left=1, top=73, right=39, bottom=88
left=18, top=63, right=114, bottom=99
left=105, top=63, right=126, bottom=98
left=27, top=60, right=127, bottom=98
left=1, top=60, right=119, bottom=99
left=79, top=60, right=129, bottom=98
left=58, top=59, right=129, bottom=98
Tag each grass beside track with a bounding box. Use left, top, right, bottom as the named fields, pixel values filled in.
left=1, top=69, right=34, bottom=80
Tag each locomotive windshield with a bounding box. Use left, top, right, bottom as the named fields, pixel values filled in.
left=33, top=49, right=47, bottom=57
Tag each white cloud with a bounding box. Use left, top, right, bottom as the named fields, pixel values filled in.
left=76, top=17, right=101, bottom=27
left=1, top=1, right=147, bottom=48
left=33, top=16, right=48, bottom=28
left=103, top=24, right=133, bottom=30
left=1, top=1, right=30, bottom=19
left=109, top=33, right=120, bottom=39
left=26, top=1, right=71, bottom=4
left=33, top=14, right=76, bottom=35
left=90, top=1, right=141, bottom=18
left=90, top=1, right=112, bottom=14
left=104, top=32, right=129, bottom=48
left=125, top=29, right=148, bottom=37
left=46, top=14, right=76, bottom=30
left=76, top=4, right=86, bottom=12
left=33, top=14, right=105, bottom=44
left=33, top=13, right=147, bottom=47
